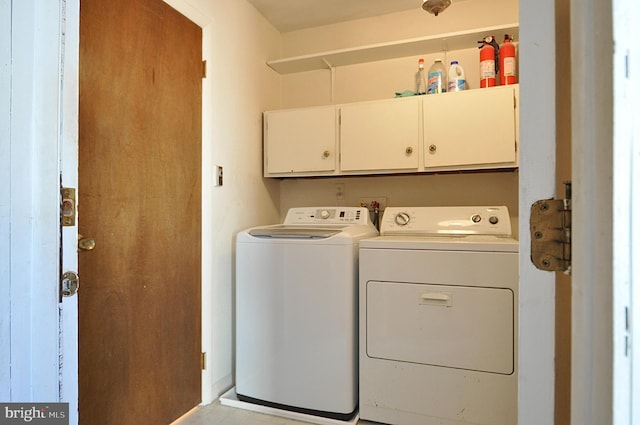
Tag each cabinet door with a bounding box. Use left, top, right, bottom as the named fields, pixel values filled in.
left=423, top=86, right=517, bottom=169
left=340, top=97, right=420, bottom=172
left=264, top=106, right=336, bottom=175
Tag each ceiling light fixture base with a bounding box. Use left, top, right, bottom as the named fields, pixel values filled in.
left=422, top=0, right=451, bottom=16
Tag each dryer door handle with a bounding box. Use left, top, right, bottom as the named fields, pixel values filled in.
left=420, top=292, right=452, bottom=306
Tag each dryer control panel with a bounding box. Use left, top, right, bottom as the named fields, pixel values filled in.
left=380, top=206, right=512, bottom=236
left=284, top=207, right=370, bottom=225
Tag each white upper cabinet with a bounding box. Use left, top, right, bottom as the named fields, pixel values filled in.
left=340, top=97, right=421, bottom=172
left=264, top=106, right=337, bottom=175
left=263, top=86, right=518, bottom=177
left=423, top=85, right=518, bottom=170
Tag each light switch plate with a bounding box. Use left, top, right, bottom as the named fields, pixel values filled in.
left=215, top=165, right=223, bottom=186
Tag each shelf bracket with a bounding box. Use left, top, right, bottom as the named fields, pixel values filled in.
left=322, top=58, right=336, bottom=103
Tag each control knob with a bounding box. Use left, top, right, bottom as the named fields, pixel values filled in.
left=394, top=212, right=411, bottom=226
left=320, top=210, right=330, bottom=219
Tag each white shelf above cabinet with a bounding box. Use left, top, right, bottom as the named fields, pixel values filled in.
left=267, top=23, right=519, bottom=74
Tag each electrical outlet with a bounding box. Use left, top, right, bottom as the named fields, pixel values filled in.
left=335, top=183, right=345, bottom=201
left=358, top=197, right=387, bottom=211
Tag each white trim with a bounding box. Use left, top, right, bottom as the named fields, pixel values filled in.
left=59, top=0, right=80, bottom=423
left=0, top=0, right=12, bottom=401
left=571, top=0, right=616, bottom=423
left=7, top=0, right=64, bottom=402
left=632, top=17, right=640, bottom=418
left=612, top=0, right=640, bottom=423
left=518, top=0, right=557, bottom=423
left=612, top=0, right=634, bottom=423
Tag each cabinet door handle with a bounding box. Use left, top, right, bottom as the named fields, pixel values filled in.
left=405, top=146, right=413, bottom=155
left=428, top=144, right=437, bottom=153
left=322, top=150, right=330, bottom=158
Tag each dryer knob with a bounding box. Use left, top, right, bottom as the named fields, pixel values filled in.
left=395, top=212, right=411, bottom=226
left=489, top=216, right=499, bottom=224
left=320, top=210, right=330, bottom=219
left=472, top=214, right=482, bottom=223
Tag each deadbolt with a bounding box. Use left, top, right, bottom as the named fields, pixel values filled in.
left=78, top=235, right=96, bottom=251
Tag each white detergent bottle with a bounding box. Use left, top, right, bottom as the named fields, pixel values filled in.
left=448, top=61, right=466, bottom=92
left=427, top=59, right=446, bottom=94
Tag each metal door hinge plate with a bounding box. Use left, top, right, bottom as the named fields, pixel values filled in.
left=201, top=352, right=206, bottom=370
left=530, top=182, right=572, bottom=273
left=61, top=187, right=76, bottom=226
left=61, top=271, right=79, bottom=297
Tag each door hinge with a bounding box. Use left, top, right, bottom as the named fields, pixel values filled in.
left=530, top=181, right=572, bottom=273
left=202, top=60, right=207, bottom=79
left=61, top=187, right=76, bottom=226
left=201, top=352, right=206, bottom=370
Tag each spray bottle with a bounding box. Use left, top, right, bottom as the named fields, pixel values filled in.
left=416, top=58, right=427, bottom=95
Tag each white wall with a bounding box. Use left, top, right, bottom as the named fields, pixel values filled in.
left=279, top=0, right=519, bottom=108
left=281, top=0, right=519, bottom=57
left=281, top=173, right=520, bottom=237
left=164, top=0, right=282, bottom=404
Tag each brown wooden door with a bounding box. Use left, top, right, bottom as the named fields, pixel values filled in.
left=78, top=1, right=202, bottom=424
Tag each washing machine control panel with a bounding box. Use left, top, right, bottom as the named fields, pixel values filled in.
left=284, top=207, right=371, bottom=225
left=381, top=206, right=512, bottom=236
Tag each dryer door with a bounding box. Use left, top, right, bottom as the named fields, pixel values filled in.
left=366, top=281, right=514, bottom=374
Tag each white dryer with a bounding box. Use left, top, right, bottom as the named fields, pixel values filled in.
left=359, top=206, right=518, bottom=425
left=236, top=207, right=378, bottom=420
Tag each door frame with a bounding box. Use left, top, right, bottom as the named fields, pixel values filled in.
left=1, top=0, right=11, bottom=402
left=570, top=0, right=637, bottom=423
left=1, top=0, right=75, bottom=412
left=518, top=0, right=557, bottom=422
left=60, top=1, right=80, bottom=424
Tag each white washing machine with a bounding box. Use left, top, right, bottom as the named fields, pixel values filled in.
left=359, top=206, right=518, bottom=425
left=236, top=206, right=378, bottom=420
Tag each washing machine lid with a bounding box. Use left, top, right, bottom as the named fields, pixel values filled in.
left=239, top=206, right=378, bottom=242
left=248, top=225, right=343, bottom=239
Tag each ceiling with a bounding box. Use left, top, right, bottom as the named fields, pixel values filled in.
left=245, top=0, right=423, bottom=33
